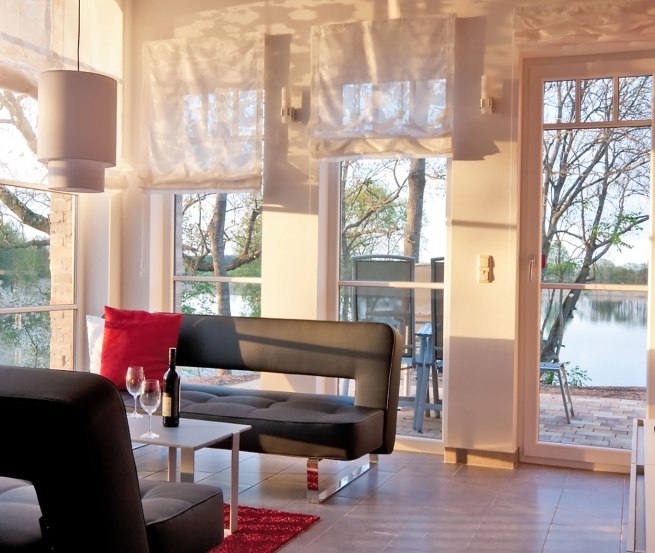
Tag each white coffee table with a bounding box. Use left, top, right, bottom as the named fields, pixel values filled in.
left=128, top=416, right=251, bottom=533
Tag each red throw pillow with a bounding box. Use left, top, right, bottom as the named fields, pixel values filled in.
left=100, top=306, right=182, bottom=390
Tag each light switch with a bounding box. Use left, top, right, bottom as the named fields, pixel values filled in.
left=478, top=255, right=494, bottom=283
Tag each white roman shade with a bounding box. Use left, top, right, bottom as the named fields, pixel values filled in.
left=141, top=33, right=265, bottom=193
left=308, top=15, right=455, bottom=160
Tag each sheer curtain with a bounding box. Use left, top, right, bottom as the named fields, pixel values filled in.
left=0, top=0, right=122, bottom=95
left=514, top=0, right=655, bottom=54
left=140, top=33, right=265, bottom=193
left=308, top=15, right=455, bottom=160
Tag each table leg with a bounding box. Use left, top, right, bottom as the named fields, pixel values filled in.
left=180, top=448, right=195, bottom=483
left=230, top=433, right=240, bottom=533
left=167, top=447, right=177, bottom=482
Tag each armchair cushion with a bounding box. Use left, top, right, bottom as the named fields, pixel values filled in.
left=0, top=478, right=42, bottom=553
left=141, top=480, right=224, bottom=553
left=0, top=477, right=224, bottom=553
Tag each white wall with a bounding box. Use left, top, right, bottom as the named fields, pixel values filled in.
left=113, top=0, right=538, bottom=460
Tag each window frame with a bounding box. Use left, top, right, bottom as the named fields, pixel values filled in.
left=0, top=180, right=79, bottom=369
left=518, top=51, right=655, bottom=469
left=169, top=193, right=263, bottom=317
left=321, top=157, right=448, bottom=451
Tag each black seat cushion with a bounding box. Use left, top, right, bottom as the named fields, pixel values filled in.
left=180, top=385, right=384, bottom=459
left=0, top=478, right=43, bottom=553
left=141, top=479, right=223, bottom=553
left=0, top=477, right=223, bottom=553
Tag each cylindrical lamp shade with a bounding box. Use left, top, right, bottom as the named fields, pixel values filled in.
left=46, top=160, right=106, bottom=193
left=37, top=70, right=117, bottom=193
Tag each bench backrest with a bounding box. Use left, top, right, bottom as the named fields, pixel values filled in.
left=177, top=315, right=402, bottom=452
left=0, top=366, right=150, bottom=553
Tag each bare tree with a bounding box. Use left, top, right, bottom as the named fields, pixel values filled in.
left=404, top=158, right=426, bottom=259
left=178, top=192, right=262, bottom=316
left=540, top=77, right=650, bottom=362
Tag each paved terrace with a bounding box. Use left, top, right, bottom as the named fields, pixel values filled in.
left=196, top=372, right=645, bottom=450
left=397, top=385, right=646, bottom=450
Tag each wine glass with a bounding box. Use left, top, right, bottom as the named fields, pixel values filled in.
left=139, top=379, right=161, bottom=439
left=125, top=366, right=145, bottom=418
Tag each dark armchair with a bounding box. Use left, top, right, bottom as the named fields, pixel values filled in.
left=0, top=366, right=224, bottom=553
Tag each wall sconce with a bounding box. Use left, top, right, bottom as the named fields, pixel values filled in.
left=36, top=0, right=117, bottom=193
left=480, top=75, right=494, bottom=115
left=281, top=86, right=300, bottom=123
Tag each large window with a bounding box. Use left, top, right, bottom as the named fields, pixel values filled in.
left=173, top=192, right=262, bottom=317
left=0, top=89, right=77, bottom=369
left=337, top=157, right=447, bottom=439
left=172, top=191, right=262, bottom=388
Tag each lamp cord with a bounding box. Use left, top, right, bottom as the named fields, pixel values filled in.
left=76, top=0, right=80, bottom=71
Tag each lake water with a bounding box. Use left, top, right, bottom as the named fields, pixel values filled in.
left=556, top=294, right=647, bottom=387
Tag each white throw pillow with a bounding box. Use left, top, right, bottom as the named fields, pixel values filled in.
left=86, top=315, right=105, bottom=374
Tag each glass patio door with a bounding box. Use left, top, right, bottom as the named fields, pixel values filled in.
left=520, top=53, right=654, bottom=467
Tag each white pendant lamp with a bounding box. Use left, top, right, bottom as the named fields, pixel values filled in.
left=36, top=0, right=117, bottom=193
left=37, top=70, right=117, bottom=193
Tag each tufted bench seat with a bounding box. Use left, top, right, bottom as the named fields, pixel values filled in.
left=180, top=387, right=386, bottom=460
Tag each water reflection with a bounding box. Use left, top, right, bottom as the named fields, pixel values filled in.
left=551, top=292, right=646, bottom=386
left=575, top=293, right=647, bottom=327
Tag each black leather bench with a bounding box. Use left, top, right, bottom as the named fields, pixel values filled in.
left=169, top=315, right=402, bottom=503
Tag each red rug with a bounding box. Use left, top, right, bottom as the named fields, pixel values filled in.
left=209, top=504, right=320, bottom=553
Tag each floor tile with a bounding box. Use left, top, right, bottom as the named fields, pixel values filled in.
left=134, top=446, right=628, bottom=552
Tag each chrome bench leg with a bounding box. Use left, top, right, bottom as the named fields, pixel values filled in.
left=307, top=454, right=379, bottom=504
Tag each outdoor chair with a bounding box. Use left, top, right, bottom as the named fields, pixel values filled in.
left=412, top=257, right=445, bottom=432
left=540, top=362, right=575, bottom=423
left=341, top=254, right=415, bottom=399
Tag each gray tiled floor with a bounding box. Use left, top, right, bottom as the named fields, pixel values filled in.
left=133, top=445, right=630, bottom=553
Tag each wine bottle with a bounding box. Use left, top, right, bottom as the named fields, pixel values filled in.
left=162, top=347, right=180, bottom=427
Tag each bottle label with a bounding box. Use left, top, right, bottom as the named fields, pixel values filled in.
left=162, top=393, right=172, bottom=417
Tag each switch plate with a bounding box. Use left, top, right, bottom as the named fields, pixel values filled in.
left=478, top=255, right=493, bottom=283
